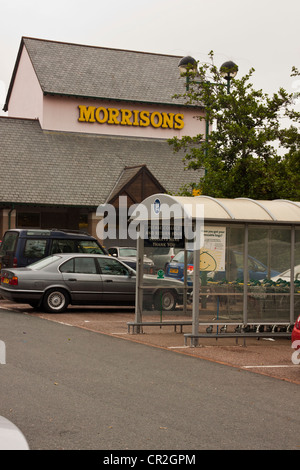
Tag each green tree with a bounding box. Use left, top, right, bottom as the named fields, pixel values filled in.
left=169, top=52, right=298, bottom=199
left=279, top=67, right=300, bottom=200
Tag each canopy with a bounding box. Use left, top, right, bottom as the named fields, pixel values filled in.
left=131, top=194, right=300, bottom=224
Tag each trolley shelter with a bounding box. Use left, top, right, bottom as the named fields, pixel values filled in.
left=129, top=194, right=300, bottom=345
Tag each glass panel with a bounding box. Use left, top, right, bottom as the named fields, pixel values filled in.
left=50, top=239, right=105, bottom=255
left=270, top=228, right=291, bottom=275
left=24, top=239, right=47, bottom=259
left=247, top=226, right=291, bottom=323
left=74, top=257, right=97, bottom=274
left=17, top=212, right=40, bottom=228
left=97, top=257, right=129, bottom=276
left=201, top=226, right=244, bottom=323
left=0, top=231, right=18, bottom=255
left=248, top=227, right=269, bottom=281
left=295, top=229, right=300, bottom=322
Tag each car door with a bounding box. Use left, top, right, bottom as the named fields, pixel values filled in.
left=96, top=257, right=136, bottom=303
left=60, top=257, right=102, bottom=302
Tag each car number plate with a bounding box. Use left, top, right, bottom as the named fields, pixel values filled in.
left=169, top=268, right=178, bottom=274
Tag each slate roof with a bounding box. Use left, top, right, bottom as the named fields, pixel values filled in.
left=4, top=37, right=195, bottom=111
left=0, top=117, right=202, bottom=207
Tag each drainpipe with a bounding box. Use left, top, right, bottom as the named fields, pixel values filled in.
left=8, top=205, right=15, bottom=229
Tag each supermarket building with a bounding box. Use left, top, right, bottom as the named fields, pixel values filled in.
left=0, top=37, right=204, bottom=244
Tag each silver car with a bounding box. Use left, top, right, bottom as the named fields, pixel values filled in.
left=107, top=246, right=155, bottom=273
left=0, top=254, right=183, bottom=313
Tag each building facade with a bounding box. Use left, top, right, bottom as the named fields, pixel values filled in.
left=1, top=37, right=205, bottom=244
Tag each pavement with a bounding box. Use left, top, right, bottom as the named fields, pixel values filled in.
left=0, top=299, right=299, bottom=385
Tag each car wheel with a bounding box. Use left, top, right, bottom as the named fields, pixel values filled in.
left=154, top=289, right=177, bottom=311
left=43, top=289, right=69, bottom=313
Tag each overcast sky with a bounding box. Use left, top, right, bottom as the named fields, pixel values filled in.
left=0, top=0, right=299, bottom=115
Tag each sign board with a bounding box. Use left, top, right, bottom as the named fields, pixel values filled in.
left=200, top=226, right=226, bottom=272
left=144, top=223, right=185, bottom=248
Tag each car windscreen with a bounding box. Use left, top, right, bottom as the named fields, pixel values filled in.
left=172, top=250, right=193, bottom=263
left=27, top=256, right=62, bottom=270
left=119, top=248, right=137, bottom=257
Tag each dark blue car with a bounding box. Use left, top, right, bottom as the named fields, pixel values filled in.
left=165, top=250, right=280, bottom=282
left=0, top=229, right=107, bottom=269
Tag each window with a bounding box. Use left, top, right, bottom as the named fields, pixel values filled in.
left=24, top=239, right=47, bottom=259
left=51, top=240, right=76, bottom=254
left=17, top=212, right=40, bottom=228
left=60, top=257, right=98, bottom=274
left=98, top=258, right=129, bottom=276
left=60, top=259, right=74, bottom=273
left=50, top=239, right=105, bottom=255
left=0, top=232, right=18, bottom=255
left=74, top=258, right=98, bottom=274
left=77, top=240, right=105, bottom=254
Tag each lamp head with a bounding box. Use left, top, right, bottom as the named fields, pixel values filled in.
left=220, top=61, right=238, bottom=80
left=178, top=56, right=197, bottom=75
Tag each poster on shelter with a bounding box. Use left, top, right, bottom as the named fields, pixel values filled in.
left=200, top=226, right=226, bottom=272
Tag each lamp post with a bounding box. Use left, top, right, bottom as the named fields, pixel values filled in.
left=178, top=55, right=238, bottom=149
left=177, top=56, right=238, bottom=322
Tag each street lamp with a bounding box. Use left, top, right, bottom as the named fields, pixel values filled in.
left=219, top=60, right=238, bottom=93
left=178, top=56, right=238, bottom=94
left=177, top=56, right=238, bottom=156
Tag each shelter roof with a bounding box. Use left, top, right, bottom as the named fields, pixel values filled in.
left=131, top=194, right=300, bottom=224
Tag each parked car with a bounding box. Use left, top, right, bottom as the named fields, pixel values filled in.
left=107, top=246, right=154, bottom=273
left=0, top=229, right=107, bottom=270
left=0, top=416, right=29, bottom=450
left=292, top=316, right=300, bottom=351
left=146, top=247, right=181, bottom=272
left=0, top=254, right=184, bottom=312
left=271, top=265, right=300, bottom=282
left=165, top=250, right=280, bottom=282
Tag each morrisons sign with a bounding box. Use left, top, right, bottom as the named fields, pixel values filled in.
left=78, top=105, right=184, bottom=130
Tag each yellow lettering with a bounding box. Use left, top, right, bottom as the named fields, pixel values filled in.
left=132, top=110, right=140, bottom=126
left=174, top=113, right=184, bottom=129
left=95, top=107, right=108, bottom=124
left=139, top=111, right=150, bottom=127
left=78, top=105, right=184, bottom=130
left=150, top=112, right=163, bottom=128
left=78, top=105, right=96, bottom=122
left=162, top=112, right=174, bottom=128
left=120, top=109, right=133, bottom=126
left=108, top=108, right=120, bottom=125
